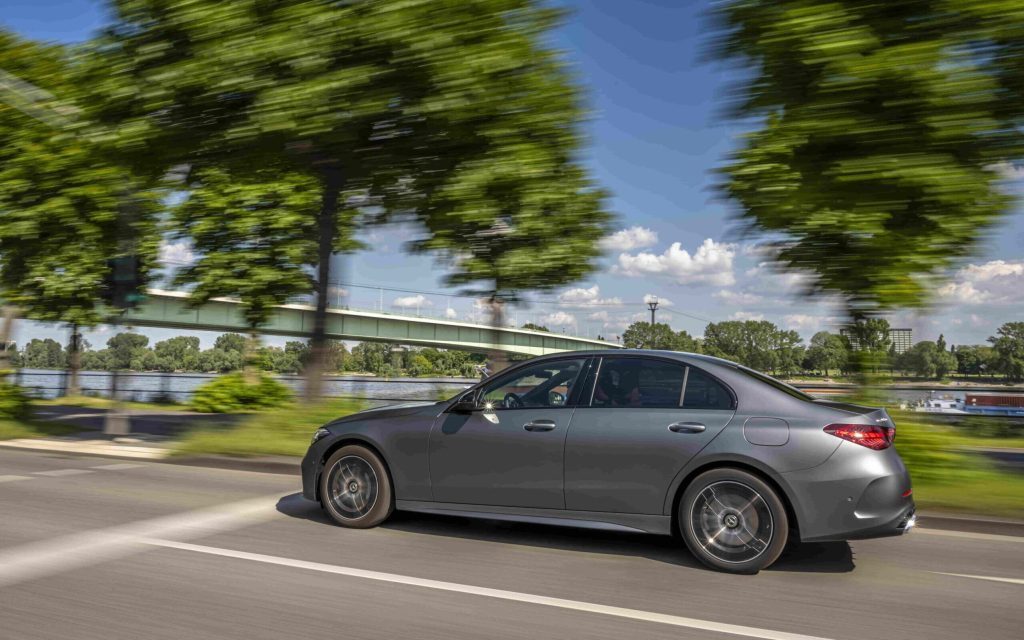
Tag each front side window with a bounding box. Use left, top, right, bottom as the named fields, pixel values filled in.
left=481, top=358, right=586, bottom=409
left=682, top=367, right=734, bottom=410
left=591, top=358, right=686, bottom=408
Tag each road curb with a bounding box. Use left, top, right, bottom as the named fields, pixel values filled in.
left=917, top=513, right=1024, bottom=538
left=166, top=454, right=301, bottom=476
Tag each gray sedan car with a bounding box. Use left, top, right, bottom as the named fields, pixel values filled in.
left=302, top=350, right=915, bottom=573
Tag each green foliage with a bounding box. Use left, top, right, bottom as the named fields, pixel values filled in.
left=153, top=336, right=201, bottom=372
left=190, top=372, right=293, bottom=413
left=621, top=322, right=699, bottom=352
left=172, top=167, right=321, bottom=329
left=803, top=331, right=848, bottom=376
left=20, top=338, right=65, bottom=369
left=521, top=323, right=550, bottom=332
left=0, top=30, right=161, bottom=328
left=0, top=380, right=31, bottom=419
left=711, top=1, right=1022, bottom=323
left=953, top=344, right=998, bottom=377
left=175, top=398, right=366, bottom=458
left=702, top=320, right=805, bottom=375
left=989, top=322, right=1024, bottom=381
left=893, top=341, right=958, bottom=379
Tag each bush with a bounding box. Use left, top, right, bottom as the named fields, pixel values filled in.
left=190, top=372, right=292, bottom=413
left=0, top=380, right=31, bottom=419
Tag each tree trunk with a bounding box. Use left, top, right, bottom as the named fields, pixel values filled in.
left=305, top=165, right=343, bottom=400
left=67, top=323, right=82, bottom=396
left=488, top=295, right=510, bottom=375
left=0, top=305, right=17, bottom=375
left=244, top=329, right=260, bottom=385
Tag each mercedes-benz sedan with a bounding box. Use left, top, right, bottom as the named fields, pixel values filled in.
left=302, top=350, right=915, bottom=573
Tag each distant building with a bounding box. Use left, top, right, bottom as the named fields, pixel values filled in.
left=840, top=327, right=913, bottom=354
left=888, top=328, right=912, bottom=354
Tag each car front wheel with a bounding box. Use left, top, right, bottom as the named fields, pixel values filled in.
left=679, top=468, right=789, bottom=574
left=320, top=445, right=393, bottom=528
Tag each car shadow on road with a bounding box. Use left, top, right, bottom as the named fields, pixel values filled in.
left=275, top=493, right=854, bottom=574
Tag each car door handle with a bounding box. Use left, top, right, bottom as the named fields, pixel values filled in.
left=524, top=420, right=557, bottom=432
left=668, top=421, right=706, bottom=433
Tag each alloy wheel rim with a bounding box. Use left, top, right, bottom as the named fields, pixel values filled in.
left=690, top=480, right=773, bottom=564
left=327, top=456, right=378, bottom=519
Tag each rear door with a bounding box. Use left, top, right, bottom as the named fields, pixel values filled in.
left=564, top=357, right=736, bottom=514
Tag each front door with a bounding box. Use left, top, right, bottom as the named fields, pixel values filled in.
left=565, top=357, right=736, bottom=514
left=429, top=357, right=587, bottom=509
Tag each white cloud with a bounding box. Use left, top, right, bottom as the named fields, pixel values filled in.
left=784, top=314, right=839, bottom=332
left=444, top=307, right=458, bottom=319
left=616, top=238, right=735, bottom=286
left=713, top=290, right=764, bottom=306
left=588, top=311, right=610, bottom=322
left=729, top=311, right=764, bottom=321
left=642, top=294, right=674, bottom=307
left=938, top=260, right=1024, bottom=305
left=159, top=240, right=195, bottom=266
left=991, top=162, right=1024, bottom=181
left=392, top=294, right=432, bottom=309
left=599, top=226, right=659, bottom=251
left=558, top=285, right=622, bottom=307
left=543, top=311, right=577, bottom=327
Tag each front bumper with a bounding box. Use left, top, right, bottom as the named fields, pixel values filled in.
left=784, top=442, right=916, bottom=542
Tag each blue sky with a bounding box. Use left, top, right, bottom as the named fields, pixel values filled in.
left=3, top=0, right=1022, bottom=350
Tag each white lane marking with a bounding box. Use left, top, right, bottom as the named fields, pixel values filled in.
left=33, top=469, right=94, bottom=477
left=145, top=539, right=835, bottom=640
left=0, top=475, right=30, bottom=483
left=91, top=463, right=146, bottom=471
left=917, top=528, right=1024, bottom=544
left=932, top=572, right=1024, bottom=586
left=0, top=494, right=281, bottom=589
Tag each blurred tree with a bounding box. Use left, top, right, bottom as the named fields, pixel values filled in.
left=989, top=322, right=1024, bottom=381
left=711, top=1, right=1023, bottom=356
left=622, top=321, right=699, bottom=352
left=91, top=0, right=607, bottom=393
left=172, top=167, right=325, bottom=375
left=804, top=331, right=848, bottom=377
left=0, top=30, right=161, bottom=390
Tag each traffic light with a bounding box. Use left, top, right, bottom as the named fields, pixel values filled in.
left=101, top=255, right=146, bottom=310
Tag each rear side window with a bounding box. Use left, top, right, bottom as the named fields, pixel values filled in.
left=682, top=368, right=734, bottom=410
left=591, top=358, right=686, bottom=408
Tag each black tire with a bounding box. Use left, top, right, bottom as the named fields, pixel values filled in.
left=679, top=468, right=789, bottom=574
left=320, top=445, right=393, bottom=528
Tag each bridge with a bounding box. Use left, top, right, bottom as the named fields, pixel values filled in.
left=120, top=289, right=618, bottom=356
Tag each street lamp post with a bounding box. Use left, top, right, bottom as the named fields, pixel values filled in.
left=647, top=297, right=659, bottom=326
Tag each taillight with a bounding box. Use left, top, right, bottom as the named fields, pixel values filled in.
left=823, top=423, right=895, bottom=450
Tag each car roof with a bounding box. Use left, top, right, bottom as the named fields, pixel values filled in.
left=532, top=349, right=740, bottom=369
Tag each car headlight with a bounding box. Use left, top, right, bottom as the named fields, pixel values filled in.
left=310, top=427, right=331, bottom=445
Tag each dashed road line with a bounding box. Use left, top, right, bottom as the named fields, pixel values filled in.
left=932, top=572, right=1024, bottom=586
left=33, top=469, right=94, bottom=477
left=0, top=475, right=30, bottom=483
left=0, top=494, right=282, bottom=589
left=90, top=463, right=146, bottom=471
left=145, top=539, right=836, bottom=640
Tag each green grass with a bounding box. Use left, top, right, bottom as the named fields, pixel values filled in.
left=0, top=417, right=80, bottom=440
left=892, top=412, right=1024, bottom=518
left=173, top=398, right=367, bottom=458
left=37, top=395, right=190, bottom=412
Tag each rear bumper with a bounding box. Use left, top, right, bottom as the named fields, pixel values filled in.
left=783, top=442, right=916, bottom=542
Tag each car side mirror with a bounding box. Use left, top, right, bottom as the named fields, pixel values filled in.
left=450, top=392, right=478, bottom=413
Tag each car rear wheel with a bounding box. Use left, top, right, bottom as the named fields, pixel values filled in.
left=320, top=445, right=393, bottom=528
left=679, top=468, right=788, bottom=574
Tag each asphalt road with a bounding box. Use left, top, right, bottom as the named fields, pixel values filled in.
left=0, top=449, right=1019, bottom=640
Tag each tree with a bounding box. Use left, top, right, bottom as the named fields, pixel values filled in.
left=93, top=0, right=608, bottom=394
left=773, top=329, right=805, bottom=377
left=989, top=322, right=1024, bottom=382
left=0, top=30, right=161, bottom=389
left=153, top=336, right=201, bottom=372
left=954, top=345, right=997, bottom=378
left=21, top=338, right=65, bottom=369
left=521, top=323, right=550, bottom=332
left=106, top=333, right=149, bottom=370
left=711, top=2, right=1023, bottom=354
left=621, top=322, right=698, bottom=352
left=937, top=334, right=947, bottom=352
left=894, top=341, right=956, bottom=379
left=703, top=320, right=784, bottom=372
left=214, top=334, right=247, bottom=354
left=172, top=167, right=336, bottom=377
left=804, top=331, right=848, bottom=377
